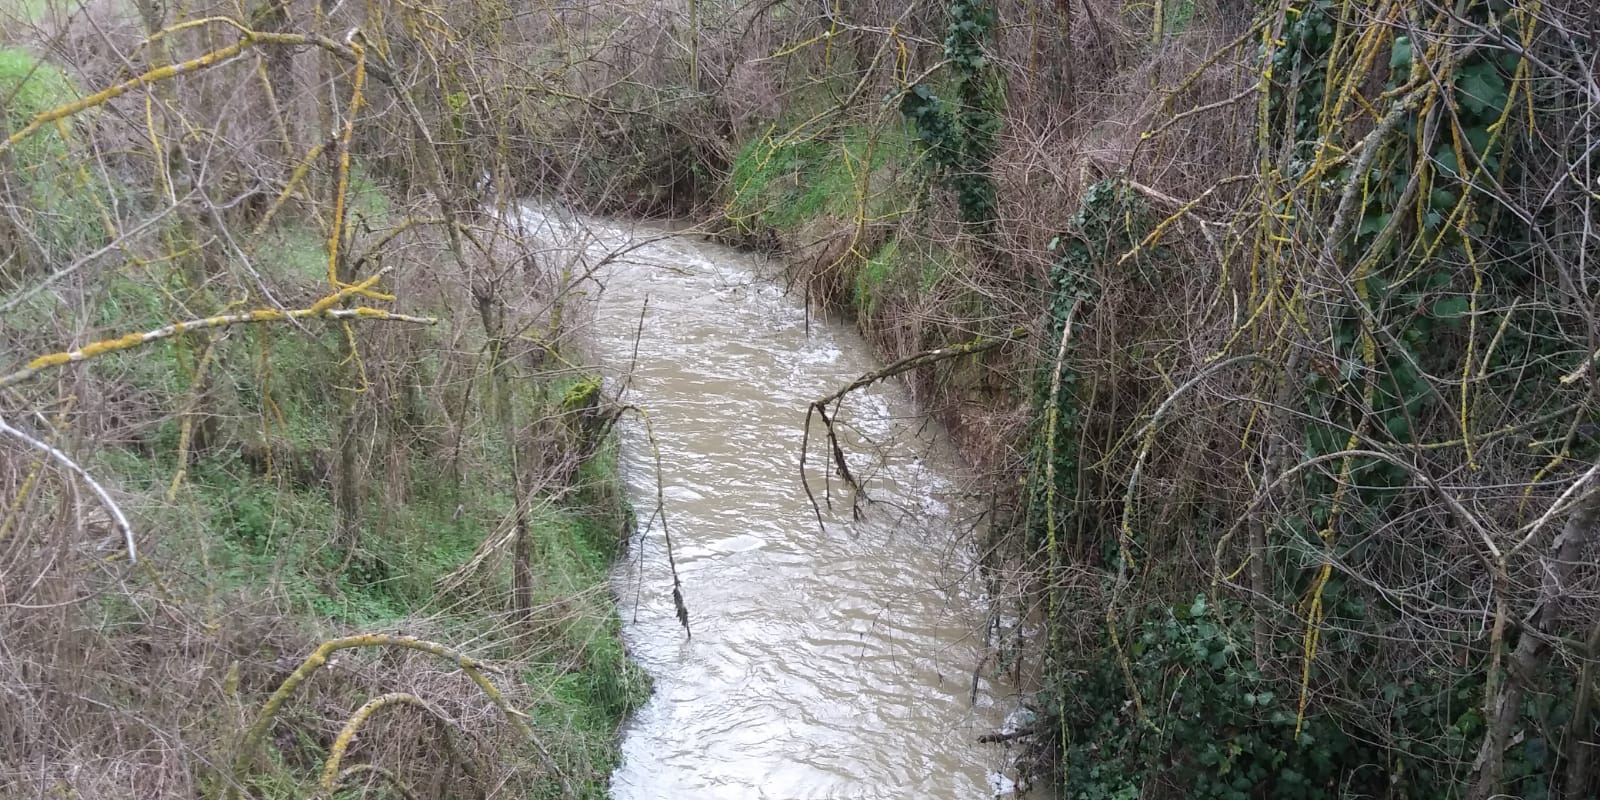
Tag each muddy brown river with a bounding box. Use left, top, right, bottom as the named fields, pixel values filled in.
left=523, top=207, right=1026, bottom=799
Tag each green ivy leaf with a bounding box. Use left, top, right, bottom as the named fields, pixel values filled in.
left=1433, top=295, right=1470, bottom=318
left=1389, top=36, right=1412, bottom=69
left=1466, top=123, right=1491, bottom=156
left=1386, top=414, right=1410, bottom=439
left=1455, top=61, right=1507, bottom=117
left=1358, top=211, right=1392, bottom=237
left=1432, top=145, right=1459, bottom=177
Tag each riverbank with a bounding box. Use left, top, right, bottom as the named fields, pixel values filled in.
left=0, top=26, right=645, bottom=797
left=599, top=4, right=1600, bottom=796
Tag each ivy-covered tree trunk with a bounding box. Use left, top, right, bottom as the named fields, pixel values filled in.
left=900, top=0, right=1000, bottom=236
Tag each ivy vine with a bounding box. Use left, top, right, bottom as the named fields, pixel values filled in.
left=899, top=0, right=1001, bottom=231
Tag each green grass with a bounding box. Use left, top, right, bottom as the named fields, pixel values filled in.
left=853, top=238, right=898, bottom=318
left=0, top=47, right=108, bottom=258
left=727, top=123, right=919, bottom=233
left=850, top=236, right=955, bottom=321
left=12, top=0, right=53, bottom=22
left=256, top=225, right=332, bottom=283
left=144, top=407, right=629, bottom=629
left=346, top=159, right=395, bottom=224
left=104, top=403, right=645, bottom=794
left=71, top=285, right=645, bottom=793
left=521, top=453, right=650, bottom=798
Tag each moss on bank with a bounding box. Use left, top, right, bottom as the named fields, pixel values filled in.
left=726, top=122, right=919, bottom=235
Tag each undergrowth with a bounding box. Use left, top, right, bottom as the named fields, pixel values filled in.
left=0, top=46, right=106, bottom=260
left=726, top=122, right=918, bottom=234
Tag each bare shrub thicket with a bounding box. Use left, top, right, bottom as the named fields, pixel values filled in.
left=690, top=0, right=1600, bottom=795
left=0, top=0, right=696, bottom=796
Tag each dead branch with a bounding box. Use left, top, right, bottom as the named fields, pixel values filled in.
left=0, top=414, right=136, bottom=564
left=800, top=326, right=1026, bottom=528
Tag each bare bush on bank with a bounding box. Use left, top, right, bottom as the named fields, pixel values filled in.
left=695, top=0, right=1600, bottom=795
left=0, top=0, right=697, bottom=796
left=975, top=2, right=1600, bottom=796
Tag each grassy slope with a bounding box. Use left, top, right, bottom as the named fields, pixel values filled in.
left=725, top=118, right=954, bottom=321
left=74, top=240, right=646, bottom=797
left=2, top=46, right=645, bottom=798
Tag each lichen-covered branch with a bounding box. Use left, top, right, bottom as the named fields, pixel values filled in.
left=0, top=25, right=387, bottom=157
left=317, top=692, right=465, bottom=797
left=228, top=633, right=563, bottom=800
left=0, top=268, right=432, bottom=391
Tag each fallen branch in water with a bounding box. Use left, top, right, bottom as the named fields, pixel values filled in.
left=978, top=726, right=1037, bottom=744
left=800, top=326, right=1027, bottom=529
left=615, top=404, right=692, bottom=639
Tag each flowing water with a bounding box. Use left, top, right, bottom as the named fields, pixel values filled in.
left=523, top=207, right=1026, bottom=799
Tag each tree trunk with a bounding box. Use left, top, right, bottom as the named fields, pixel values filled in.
left=1564, top=619, right=1600, bottom=799
left=1470, top=486, right=1600, bottom=800
left=1246, top=348, right=1303, bottom=663
left=478, top=286, right=536, bottom=626
left=1053, top=0, right=1075, bottom=117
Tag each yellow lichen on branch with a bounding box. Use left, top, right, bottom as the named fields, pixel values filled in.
left=317, top=692, right=450, bottom=795
left=328, top=35, right=368, bottom=289
left=0, top=40, right=254, bottom=154
left=309, top=268, right=394, bottom=313
left=0, top=24, right=383, bottom=157
left=1, top=269, right=432, bottom=392
left=227, top=633, right=555, bottom=800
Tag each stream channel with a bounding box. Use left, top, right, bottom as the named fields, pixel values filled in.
left=522, top=206, right=1029, bottom=799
